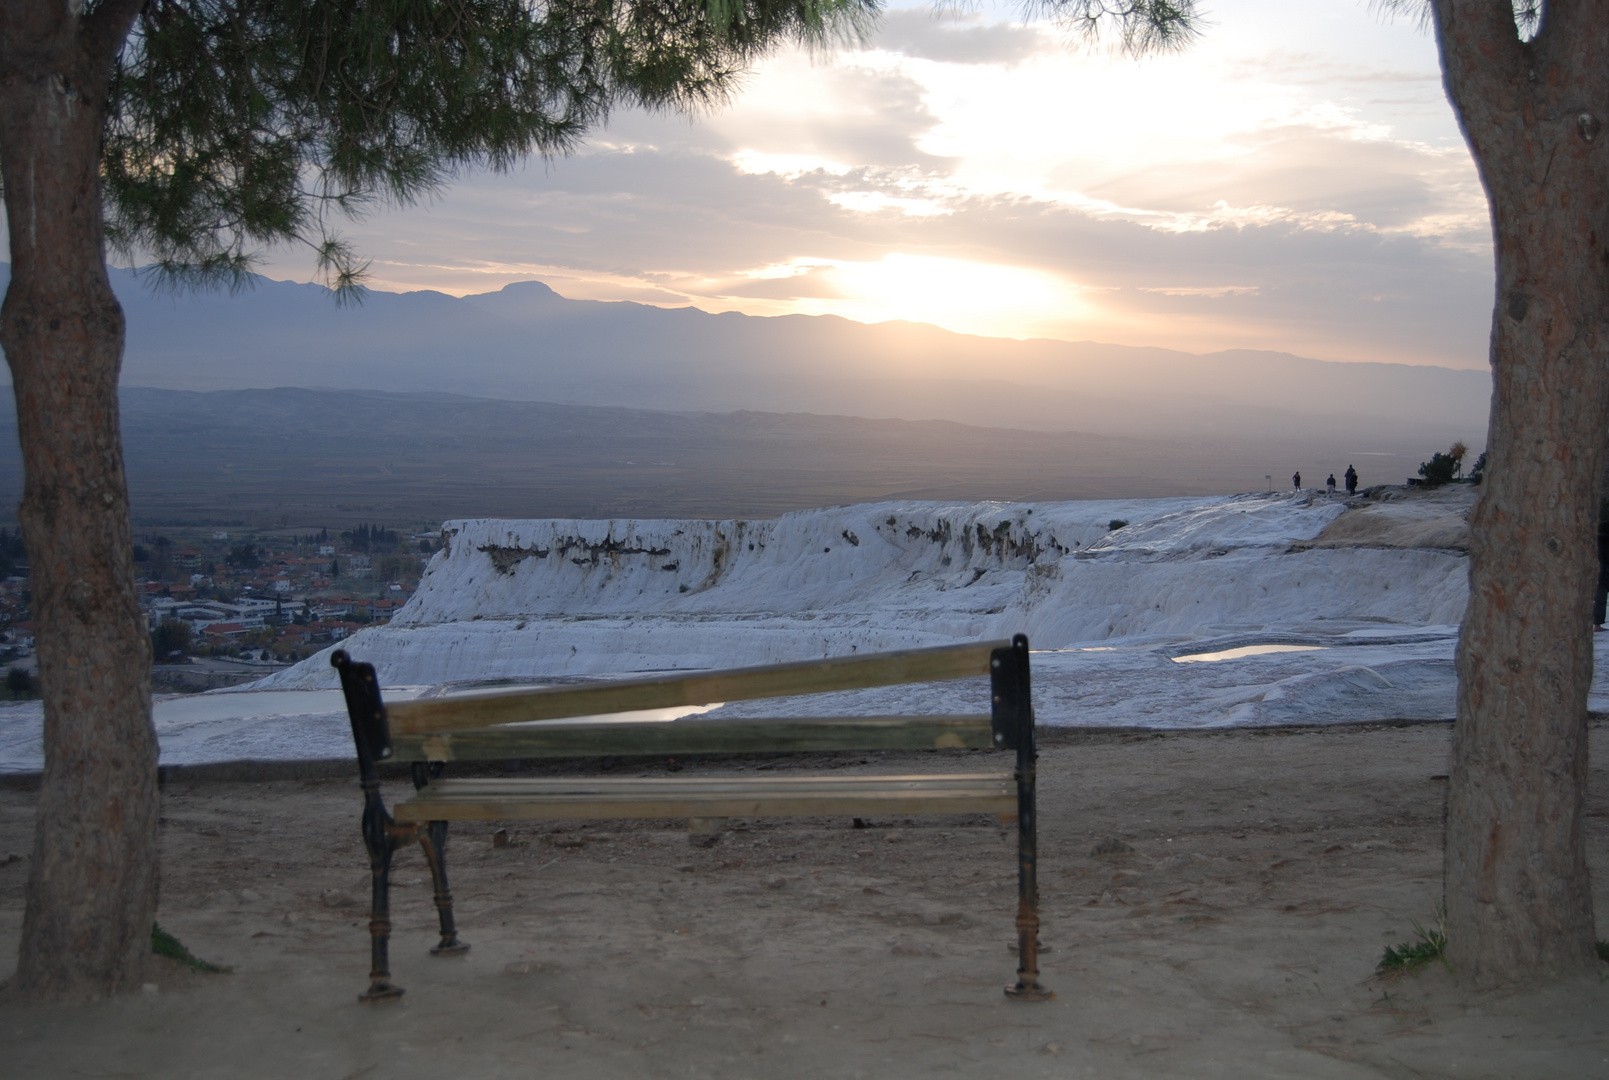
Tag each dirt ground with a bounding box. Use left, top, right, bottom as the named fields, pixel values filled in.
left=1, top=723, right=1607, bottom=1079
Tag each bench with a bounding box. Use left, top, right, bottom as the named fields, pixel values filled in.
left=331, top=634, right=1050, bottom=1004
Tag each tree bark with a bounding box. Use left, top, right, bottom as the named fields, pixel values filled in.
left=1433, top=0, right=1607, bottom=984
left=0, top=0, right=157, bottom=999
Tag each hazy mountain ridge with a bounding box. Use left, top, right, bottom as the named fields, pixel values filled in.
left=0, top=266, right=1490, bottom=443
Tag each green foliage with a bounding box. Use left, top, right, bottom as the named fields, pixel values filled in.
left=1031, top=0, right=1201, bottom=53
left=151, top=618, right=194, bottom=659
left=378, top=554, right=422, bottom=582
left=1377, top=914, right=1449, bottom=977
left=151, top=923, right=231, bottom=974
left=103, top=0, right=881, bottom=296
left=341, top=524, right=401, bottom=553
left=1108, top=518, right=1129, bottom=530
left=5, top=667, right=37, bottom=700
left=1418, top=453, right=1457, bottom=487
left=1418, top=442, right=1467, bottom=487
left=98, top=1, right=1201, bottom=295
left=1468, top=451, right=1487, bottom=485
left=225, top=543, right=260, bottom=569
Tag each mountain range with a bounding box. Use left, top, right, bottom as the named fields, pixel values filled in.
left=0, top=267, right=1491, bottom=526
left=0, top=265, right=1490, bottom=445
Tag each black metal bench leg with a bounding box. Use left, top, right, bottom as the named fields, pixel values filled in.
left=360, top=783, right=405, bottom=1003
left=999, top=633, right=1053, bottom=1001
left=1005, top=756, right=1051, bottom=1000
left=419, top=820, right=469, bottom=956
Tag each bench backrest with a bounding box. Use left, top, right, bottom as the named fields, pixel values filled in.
left=331, top=635, right=1036, bottom=769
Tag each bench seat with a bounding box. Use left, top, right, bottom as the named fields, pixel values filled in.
left=393, top=772, right=1016, bottom=822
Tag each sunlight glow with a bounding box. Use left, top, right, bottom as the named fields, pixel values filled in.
left=1172, top=644, right=1327, bottom=664
left=747, top=254, right=1090, bottom=338
left=245, top=0, right=1494, bottom=368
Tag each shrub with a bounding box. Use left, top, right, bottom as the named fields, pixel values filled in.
left=1108, top=519, right=1129, bottom=531
left=225, top=543, right=260, bottom=569
left=151, top=618, right=193, bottom=659
left=5, top=666, right=37, bottom=700
left=1418, top=441, right=1468, bottom=487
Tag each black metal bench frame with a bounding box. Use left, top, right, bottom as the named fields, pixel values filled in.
left=332, top=634, right=1049, bottom=1003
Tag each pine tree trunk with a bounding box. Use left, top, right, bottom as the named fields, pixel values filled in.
left=1433, top=0, right=1607, bottom=983
left=0, top=1, right=157, bottom=999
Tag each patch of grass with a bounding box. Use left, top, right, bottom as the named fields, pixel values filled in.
left=151, top=923, right=231, bottom=974
left=1377, top=913, right=1449, bottom=977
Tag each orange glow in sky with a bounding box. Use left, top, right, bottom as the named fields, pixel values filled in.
left=254, top=0, right=1493, bottom=371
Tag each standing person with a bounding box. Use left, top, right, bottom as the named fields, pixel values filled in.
left=1292, top=471, right=1301, bottom=491
left=1344, top=464, right=1358, bottom=495
left=1326, top=474, right=1337, bottom=496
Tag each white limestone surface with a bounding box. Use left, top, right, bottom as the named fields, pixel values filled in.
left=5, top=485, right=1576, bottom=774
left=253, top=490, right=1469, bottom=689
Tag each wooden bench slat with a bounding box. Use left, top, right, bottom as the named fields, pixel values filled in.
left=384, top=640, right=1007, bottom=735
left=390, top=715, right=995, bottom=761
left=392, top=773, right=1016, bottom=822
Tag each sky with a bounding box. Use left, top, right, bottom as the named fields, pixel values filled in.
left=251, top=0, right=1495, bottom=370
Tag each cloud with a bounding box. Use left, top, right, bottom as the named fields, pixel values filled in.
left=304, top=138, right=1489, bottom=367
left=714, top=61, right=955, bottom=173
left=236, top=0, right=1494, bottom=372
left=870, top=9, right=1046, bottom=65
left=718, top=264, right=848, bottom=300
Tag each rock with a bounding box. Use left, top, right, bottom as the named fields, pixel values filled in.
left=320, top=889, right=359, bottom=908
left=1154, top=853, right=1206, bottom=872
left=1090, top=837, right=1135, bottom=857
left=890, top=939, right=939, bottom=957
left=764, top=875, right=787, bottom=890
left=140, top=983, right=159, bottom=996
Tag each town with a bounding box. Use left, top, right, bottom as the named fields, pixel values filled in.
left=0, top=522, right=436, bottom=693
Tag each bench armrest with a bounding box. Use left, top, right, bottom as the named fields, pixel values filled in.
left=332, top=650, right=392, bottom=777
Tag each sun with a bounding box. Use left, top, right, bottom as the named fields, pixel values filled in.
left=758, top=254, right=1088, bottom=339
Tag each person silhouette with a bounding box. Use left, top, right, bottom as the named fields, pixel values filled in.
left=1344, top=464, right=1358, bottom=495
left=1292, top=471, right=1301, bottom=491
left=1326, top=474, right=1337, bottom=496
